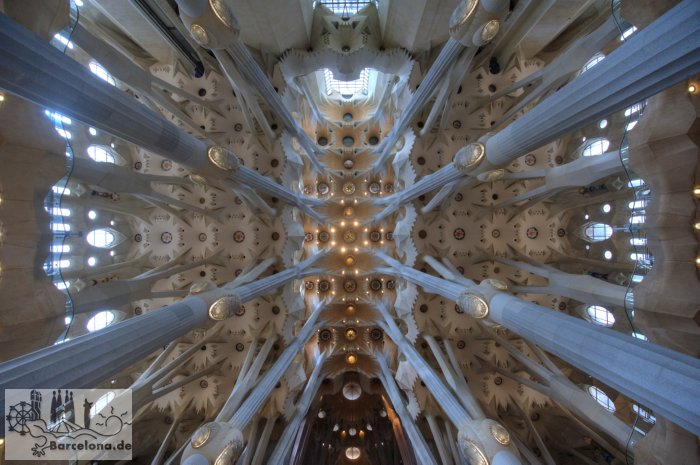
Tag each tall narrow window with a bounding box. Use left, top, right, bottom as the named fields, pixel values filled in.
left=581, top=53, right=605, bottom=74
left=587, top=386, right=616, bottom=412
left=89, top=62, right=116, bottom=86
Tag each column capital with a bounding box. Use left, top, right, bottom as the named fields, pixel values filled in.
left=182, top=421, right=244, bottom=464
left=457, top=418, right=521, bottom=465
left=177, top=0, right=240, bottom=49
left=453, top=142, right=485, bottom=174
left=449, top=0, right=506, bottom=46
left=208, top=294, right=243, bottom=321
left=208, top=146, right=241, bottom=173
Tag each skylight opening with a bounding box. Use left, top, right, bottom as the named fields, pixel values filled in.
left=318, top=1, right=374, bottom=16
left=53, top=33, right=74, bottom=49
left=87, top=229, right=117, bottom=248
left=87, top=145, right=116, bottom=164
left=87, top=310, right=116, bottom=332
left=588, top=385, right=616, bottom=412
left=581, top=53, right=604, bottom=74
left=324, top=68, right=370, bottom=97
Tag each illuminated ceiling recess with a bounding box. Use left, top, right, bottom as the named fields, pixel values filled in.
left=0, top=0, right=698, bottom=465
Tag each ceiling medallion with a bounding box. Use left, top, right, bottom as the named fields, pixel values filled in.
left=343, top=182, right=356, bottom=195
left=345, top=327, right=358, bottom=341
left=317, top=183, right=330, bottom=195
left=370, top=328, right=383, bottom=341
left=318, top=231, right=330, bottom=242
left=343, top=230, right=357, bottom=243
left=368, top=182, right=381, bottom=194
left=343, top=280, right=357, bottom=293
left=190, top=24, right=209, bottom=46
left=345, top=256, right=355, bottom=266
left=346, top=304, right=356, bottom=313
left=319, top=329, right=332, bottom=342
left=319, top=280, right=331, bottom=292
left=490, top=423, right=511, bottom=445
left=344, top=207, right=354, bottom=218
left=191, top=424, right=212, bottom=448
left=345, top=353, right=358, bottom=365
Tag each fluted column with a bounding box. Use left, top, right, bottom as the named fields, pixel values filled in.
left=478, top=0, right=700, bottom=170
left=376, top=354, right=439, bottom=465
left=0, top=13, right=322, bottom=218
left=0, top=12, right=208, bottom=170
left=378, top=258, right=700, bottom=435
left=371, top=144, right=483, bottom=221
left=180, top=303, right=325, bottom=464
left=375, top=304, right=522, bottom=465
left=495, top=257, right=628, bottom=309
left=266, top=352, right=328, bottom=465
left=0, top=256, right=319, bottom=435
left=373, top=39, right=466, bottom=169
left=373, top=0, right=510, bottom=169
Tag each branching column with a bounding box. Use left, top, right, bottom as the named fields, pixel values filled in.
left=266, top=352, right=328, bottom=465
left=0, top=256, right=320, bottom=435
left=376, top=353, right=439, bottom=465
left=375, top=302, right=522, bottom=465
left=180, top=304, right=326, bottom=464
left=378, top=258, right=700, bottom=435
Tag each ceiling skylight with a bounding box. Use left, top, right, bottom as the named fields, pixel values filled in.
left=324, top=68, right=370, bottom=97
left=318, top=1, right=374, bottom=16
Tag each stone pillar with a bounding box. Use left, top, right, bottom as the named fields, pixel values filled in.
left=375, top=304, right=522, bottom=465
left=376, top=354, right=440, bottom=465
left=0, top=12, right=209, bottom=170
left=373, top=39, right=465, bottom=169
left=0, top=256, right=317, bottom=435
left=372, top=143, right=485, bottom=221
left=494, top=257, right=629, bottom=309
left=0, top=14, right=321, bottom=216
left=266, top=352, right=328, bottom=465
left=488, top=292, right=700, bottom=435
left=378, top=259, right=700, bottom=435
left=479, top=0, right=700, bottom=170
left=426, top=415, right=454, bottom=465
left=180, top=304, right=325, bottom=464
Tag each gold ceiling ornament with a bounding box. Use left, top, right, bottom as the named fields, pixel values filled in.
left=345, top=353, right=358, bottom=365
left=345, top=327, right=358, bottom=341
left=489, top=423, right=511, bottom=445
left=345, top=256, right=356, bottom=266
left=449, top=0, right=479, bottom=39
left=344, top=207, right=355, bottom=218
left=208, top=146, right=240, bottom=172
left=208, top=294, right=243, bottom=320
left=457, top=292, right=489, bottom=318
left=191, top=424, right=212, bottom=448
left=190, top=24, right=209, bottom=46
left=209, top=0, right=237, bottom=29
left=343, top=182, right=356, bottom=195
left=346, top=304, right=356, bottom=314
left=453, top=142, right=485, bottom=174
left=481, top=169, right=506, bottom=182
left=479, top=19, right=501, bottom=44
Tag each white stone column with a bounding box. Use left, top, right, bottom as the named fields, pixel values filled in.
left=180, top=303, right=325, bottom=464
left=376, top=353, right=440, bottom=465
left=266, top=352, right=328, bottom=465
left=479, top=0, right=700, bottom=170
left=494, top=257, right=628, bottom=309
left=375, top=304, right=522, bottom=465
